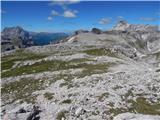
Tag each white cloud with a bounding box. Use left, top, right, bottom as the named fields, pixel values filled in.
left=63, top=10, right=77, bottom=18
left=117, top=16, right=124, bottom=21
left=51, top=10, right=59, bottom=16
left=47, top=16, right=53, bottom=21
left=99, top=18, right=111, bottom=24
left=139, top=17, right=158, bottom=22
left=48, top=1, right=79, bottom=19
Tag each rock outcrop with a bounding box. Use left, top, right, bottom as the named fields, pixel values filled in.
left=91, top=28, right=102, bottom=34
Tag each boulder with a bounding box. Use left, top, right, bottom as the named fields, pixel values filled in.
left=91, top=28, right=102, bottom=34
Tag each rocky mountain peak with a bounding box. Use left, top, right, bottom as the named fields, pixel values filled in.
left=113, top=20, right=158, bottom=32
left=1, top=26, right=33, bottom=51
left=113, top=21, right=130, bottom=31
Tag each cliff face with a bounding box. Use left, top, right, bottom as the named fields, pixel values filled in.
left=1, top=26, right=33, bottom=51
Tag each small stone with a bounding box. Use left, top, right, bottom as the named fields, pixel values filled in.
left=18, top=108, right=26, bottom=113
left=75, top=107, right=86, bottom=116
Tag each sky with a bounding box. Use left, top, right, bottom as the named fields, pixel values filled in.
left=1, top=1, right=160, bottom=32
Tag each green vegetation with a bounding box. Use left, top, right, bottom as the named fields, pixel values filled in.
left=98, top=92, right=109, bottom=102
left=83, top=48, right=117, bottom=57
left=1, top=57, right=112, bottom=78
left=1, top=61, right=15, bottom=70
left=108, top=107, right=128, bottom=117
left=1, top=78, right=46, bottom=104
left=56, top=110, right=69, bottom=120
left=108, top=97, right=160, bottom=118
left=129, top=97, right=160, bottom=115
left=152, top=51, right=160, bottom=60
left=61, top=99, right=72, bottom=104
left=135, top=41, right=146, bottom=50
left=113, top=85, right=123, bottom=90
left=107, top=90, right=160, bottom=118
left=1, top=49, right=47, bottom=70
left=78, top=63, right=112, bottom=78
left=44, top=92, right=54, bottom=100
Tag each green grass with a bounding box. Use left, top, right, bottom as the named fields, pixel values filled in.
left=1, top=49, right=47, bottom=70
left=1, top=59, right=83, bottom=78
left=98, top=92, right=109, bottom=102
left=154, top=51, right=160, bottom=59
left=44, top=92, right=54, bottom=100
left=107, top=89, right=160, bottom=119
left=78, top=63, right=112, bottom=78
left=108, top=107, right=128, bottom=117
left=61, top=99, right=72, bottom=104
left=83, top=48, right=117, bottom=57
left=56, top=110, right=69, bottom=120
left=1, top=58, right=112, bottom=78
left=129, top=97, right=160, bottom=115
left=1, top=61, right=15, bottom=70
left=108, top=97, right=160, bottom=119
left=1, top=78, right=46, bottom=104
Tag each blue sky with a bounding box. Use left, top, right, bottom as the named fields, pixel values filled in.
left=1, top=1, right=160, bottom=32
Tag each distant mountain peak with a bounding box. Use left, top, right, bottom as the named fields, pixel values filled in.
left=113, top=21, right=158, bottom=32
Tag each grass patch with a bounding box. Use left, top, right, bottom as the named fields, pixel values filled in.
left=61, top=99, right=72, bottom=104
left=108, top=97, right=160, bottom=118
left=129, top=97, right=160, bottom=115
left=1, top=49, right=47, bottom=70
left=44, top=92, right=54, bottom=100
left=154, top=51, right=160, bottom=60
left=1, top=58, right=111, bottom=78
left=78, top=63, right=112, bottom=78
left=108, top=107, right=128, bottom=117
left=1, top=59, right=85, bottom=78
left=113, top=85, right=123, bottom=90
left=1, top=78, right=47, bottom=104
left=56, top=110, right=69, bottom=120
left=83, top=48, right=117, bottom=57
left=98, top=92, right=109, bottom=102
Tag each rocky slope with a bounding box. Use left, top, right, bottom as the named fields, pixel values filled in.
left=1, top=22, right=160, bottom=120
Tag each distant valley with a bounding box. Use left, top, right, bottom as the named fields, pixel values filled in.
left=1, top=26, right=69, bottom=51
